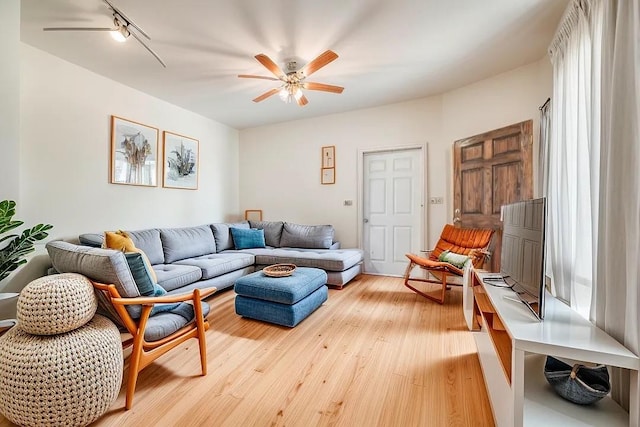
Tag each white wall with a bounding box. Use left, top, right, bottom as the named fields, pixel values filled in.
left=239, top=58, right=553, bottom=249
left=0, top=0, right=20, bottom=202
left=239, top=97, right=443, bottom=248
left=20, top=44, right=241, bottom=240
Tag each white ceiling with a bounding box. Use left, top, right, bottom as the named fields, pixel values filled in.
left=20, top=0, right=568, bottom=130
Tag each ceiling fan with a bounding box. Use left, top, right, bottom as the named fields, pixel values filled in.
left=238, top=50, right=344, bottom=106
left=42, top=0, right=166, bottom=68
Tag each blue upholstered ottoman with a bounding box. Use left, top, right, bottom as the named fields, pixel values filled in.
left=234, top=267, right=328, bottom=327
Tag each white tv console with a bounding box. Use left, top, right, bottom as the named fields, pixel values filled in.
left=465, top=269, right=639, bottom=427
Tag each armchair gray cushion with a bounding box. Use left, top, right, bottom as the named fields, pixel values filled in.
left=46, top=241, right=140, bottom=298
left=45, top=240, right=143, bottom=319
left=144, top=301, right=210, bottom=342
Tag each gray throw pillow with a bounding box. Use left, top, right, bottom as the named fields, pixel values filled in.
left=248, top=220, right=284, bottom=247
left=279, top=222, right=334, bottom=249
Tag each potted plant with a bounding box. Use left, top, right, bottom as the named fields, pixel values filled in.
left=0, top=200, right=53, bottom=282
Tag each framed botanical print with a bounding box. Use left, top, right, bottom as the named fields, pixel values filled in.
left=162, top=131, right=199, bottom=190
left=110, top=116, right=159, bottom=186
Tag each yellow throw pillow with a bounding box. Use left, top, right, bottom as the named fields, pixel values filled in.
left=104, top=230, right=158, bottom=283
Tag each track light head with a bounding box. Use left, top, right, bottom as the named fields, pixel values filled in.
left=110, top=16, right=129, bottom=42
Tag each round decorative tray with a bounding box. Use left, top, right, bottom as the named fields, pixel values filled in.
left=263, top=263, right=296, bottom=278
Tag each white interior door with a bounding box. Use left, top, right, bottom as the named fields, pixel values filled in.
left=363, top=148, right=424, bottom=276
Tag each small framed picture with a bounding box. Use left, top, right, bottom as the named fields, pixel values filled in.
left=244, top=210, right=263, bottom=221
left=163, top=131, right=199, bottom=190
left=110, top=116, right=159, bottom=186
left=322, top=145, right=335, bottom=168
left=321, top=168, right=335, bottom=185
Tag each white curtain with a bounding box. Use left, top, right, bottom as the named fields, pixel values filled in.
left=549, top=0, right=640, bottom=410
left=547, top=0, right=600, bottom=316
left=592, top=0, right=640, bottom=410
left=538, top=99, right=551, bottom=197
left=538, top=100, right=552, bottom=282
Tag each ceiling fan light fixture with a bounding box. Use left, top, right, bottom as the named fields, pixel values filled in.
left=241, top=50, right=342, bottom=106
left=278, top=84, right=302, bottom=104
left=279, top=86, right=290, bottom=102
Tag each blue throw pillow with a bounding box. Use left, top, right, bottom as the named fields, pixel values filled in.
left=149, top=283, right=181, bottom=316
left=125, top=252, right=156, bottom=296
left=125, top=253, right=180, bottom=315
left=230, top=227, right=266, bottom=249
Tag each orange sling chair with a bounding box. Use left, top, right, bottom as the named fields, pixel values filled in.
left=403, top=224, right=494, bottom=304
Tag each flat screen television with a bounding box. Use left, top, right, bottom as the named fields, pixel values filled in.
left=499, top=197, right=547, bottom=320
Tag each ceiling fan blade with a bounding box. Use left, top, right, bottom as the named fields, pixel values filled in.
left=300, top=50, right=339, bottom=77
left=129, top=31, right=166, bottom=68
left=254, top=54, right=286, bottom=79
left=253, top=88, right=280, bottom=103
left=103, top=0, right=150, bottom=40
left=297, top=94, right=309, bottom=107
left=43, top=27, right=115, bottom=32
left=238, top=74, right=281, bottom=81
left=303, top=82, right=344, bottom=94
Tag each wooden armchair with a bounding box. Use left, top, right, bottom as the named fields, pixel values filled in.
left=92, top=282, right=217, bottom=410
left=403, top=224, right=494, bottom=304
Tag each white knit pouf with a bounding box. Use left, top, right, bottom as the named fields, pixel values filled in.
left=17, top=273, right=98, bottom=335
left=0, top=273, right=123, bottom=427
left=0, top=315, right=123, bottom=427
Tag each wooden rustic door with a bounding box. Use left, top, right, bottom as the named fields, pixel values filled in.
left=453, top=120, right=533, bottom=272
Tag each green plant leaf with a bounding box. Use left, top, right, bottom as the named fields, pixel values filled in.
left=0, top=259, right=27, bottom=282
left=0, top=201, right=53, bottom=282
left=0, top=200, right=23, bottom=235
left=0, top=234, right=18, bottom=245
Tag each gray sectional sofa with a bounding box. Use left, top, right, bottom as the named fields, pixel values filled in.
left=47, top=221, right=363, bottom=299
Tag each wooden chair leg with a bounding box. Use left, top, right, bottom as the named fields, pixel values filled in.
left=193, top=290, right=208, bottom=376
left=403, top=260, right=416, bottom=284
left=125, top=338, right=144, bottom=410
left=440, top=273, right=447, bottom=303
left=403, top=261, right=446, bottom=304
left=125, top=306, right=152, bottom=410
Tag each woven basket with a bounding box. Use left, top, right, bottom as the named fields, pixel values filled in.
left=544, top=356, right=610, bottom=405
left=263, top=263, right=297, bottom=277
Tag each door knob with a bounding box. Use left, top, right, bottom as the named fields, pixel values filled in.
left=363, top=218, right=369, bottom=223
left=453, top=208, right=461, bottom=224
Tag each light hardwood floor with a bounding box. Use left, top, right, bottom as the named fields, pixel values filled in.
left=0, top=275, right=495, bottom=427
